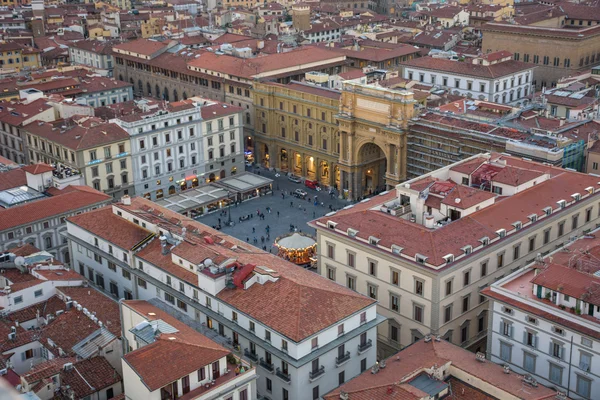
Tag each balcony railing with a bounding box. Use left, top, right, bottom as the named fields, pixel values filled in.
left=276, top=367, right=291, bottom=383
left=259, top=357, right=274, bottom=372
left=308, top=366, right=325, bottom=381
left=244, top=348, right=258, bottom=362
left=335, top=351, right=351, bottom=366
left=358, top=339, right=372, bottom=354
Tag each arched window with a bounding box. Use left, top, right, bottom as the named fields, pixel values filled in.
left=155, top=85, right=160, bottom=99
left=147, top=82, right=152, bottom=96
left=118, top=74, right=123, bottom=81
left=173, top=89, right=178, bottom=102
left=138, top=80, right=143, bottom=93
left=182, top=92, right=188, bottom=100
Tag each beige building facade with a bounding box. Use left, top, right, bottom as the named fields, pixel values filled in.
left=337, top=83, right=413, bottom=199
left=482, top=23, right=600, bottom=89
left=311, top=152, right=600, bottom=359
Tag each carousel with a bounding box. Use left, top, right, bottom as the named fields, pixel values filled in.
left=274, top=232, right=317, bottom=267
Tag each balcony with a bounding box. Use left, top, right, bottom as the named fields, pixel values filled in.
left=275, top=367, right=291, bottom=383
left=308, top=366, right=325, bottom=382
left=335, top=351, right=351, bottom=367
left=358, top=339, right=372, bottom=354
left=259, top=357, right=274, bottom=373
left=244, top=348, right=258, bottom=363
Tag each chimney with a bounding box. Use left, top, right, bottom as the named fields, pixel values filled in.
left=424, top=214, right=435, bottom=229
left=160, top=235, right=168, bottom=255
left=121, top=195, right=131, bottom=205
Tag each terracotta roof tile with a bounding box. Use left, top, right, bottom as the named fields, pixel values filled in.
left=401, top=56, right=534, bottom=79
left=60, top=356, right=121, bottom=398
left=0, top=186, right=111, bottom=231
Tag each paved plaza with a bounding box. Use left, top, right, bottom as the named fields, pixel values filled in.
left=196, top=166, right=353, bottom=253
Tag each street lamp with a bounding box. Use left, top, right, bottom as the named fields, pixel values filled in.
left=227, top=191, right=233, bottom=225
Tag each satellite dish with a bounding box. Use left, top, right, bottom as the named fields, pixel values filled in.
left=14, top=257, right=25, bottom=267
left=204, top=258, right=213, bottom=266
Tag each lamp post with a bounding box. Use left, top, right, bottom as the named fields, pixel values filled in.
left=227, top=191, right=233, bottom=225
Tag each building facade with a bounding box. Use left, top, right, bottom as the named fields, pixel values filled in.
left=66, top=196, right=383, bottom=400
left=482, top=22, right=600, bottom=89
left=484, top=232, right=600, bottom=400
left=401, top=52, right=536, bottom=105
left=311, top=152, right=600, bottom=360
left=336, top=82, right=413, bottom=199
left=68, top=40, right=116, bottom=77
left=24, top=121, right=135, bottom=199
left=253, top=81, right=341, bottom=188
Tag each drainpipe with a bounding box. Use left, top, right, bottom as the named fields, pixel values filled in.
left=567, top=335, right=573, bottom=398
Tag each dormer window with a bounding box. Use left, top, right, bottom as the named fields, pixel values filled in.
left=443, top=254, right=454, bottom=264
left=512, top=222, right=522, bottom=231
left=502, top=306, right=513, bottom=315
left=327, top=221, right=337, bottom=229
left=347, top=228, right=358, bottom=237
left=369, top=236, right=380, bottom=245
left=571, top=193, right=581, bottom=202
left=585, top=186, right=594, bottom=195
left=529, top=214, right=537, bottom=223
left=543, top=207, right=552, bottom=216
left=557, top=200, right=566, bottom=209
left=480, top=237, right=490, bottom=246
left=391, top=245, right=403, bottom=255
left=416, top=254, right=427, bottom=264
left=496, top=229, right=506, bottom=238
left=462, top=245, right=472, bottom=255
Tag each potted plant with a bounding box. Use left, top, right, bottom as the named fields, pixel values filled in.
left=559, top=304, right=566, bottom=310
left=575, top=307, right=582, bottom=315
left=545, top=292, right=551, bottom=300
left=570, top=306, right=576, bottom=313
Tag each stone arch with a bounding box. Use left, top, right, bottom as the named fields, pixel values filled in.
left=147, top=82, right=152, bottom=96
left=173, top=89, right=178, bottom=102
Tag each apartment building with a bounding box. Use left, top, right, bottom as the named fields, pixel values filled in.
left=0, top=165, right=112, bottom=263
left=121, top=299, right=257, bottom=400
left=484, top=232, right=600, bottom=399
left=24, top=119, right=134, bottom=199
left=66, top=195, right=383, bottom=400
left=68, top=40, right=116, bottom=77
left=401, top=51, right=536, bottom=105
left=311, top=152, right=600, bottom=359
left=0, top=97, right=55, bottom=165
left=109, top=98, right=243, bottom=200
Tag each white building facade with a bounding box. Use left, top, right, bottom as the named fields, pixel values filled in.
left=402, top=52, right=536, bottom=105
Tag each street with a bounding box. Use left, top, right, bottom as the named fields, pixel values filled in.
left=196, top=166, right=353, bottom=252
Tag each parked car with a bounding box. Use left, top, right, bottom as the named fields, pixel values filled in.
left=288, top=175, right=302, bottom=183
left=304, top=179, right=320, bottom=190
left=294, top=189, right=307, bottom=198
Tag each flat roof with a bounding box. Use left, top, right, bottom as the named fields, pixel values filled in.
left=215, top=172, right=273, bottom=193
left=154, top=183, right=229, bottom=213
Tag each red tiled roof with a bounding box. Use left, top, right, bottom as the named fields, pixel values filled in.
left=111, top=197, right=376, bottom=342
left=67, top=207, right=154, bottom=252
left=113, top=38, right=171, bottom=56
left=402, top=56, right=534, bottom=79
left=0, top=168, right=25, bottom=191
left=324, top=338, right=561, bottom=400
left=21, top=163, right=54, bottom=175
left=8, top=296, right=65, bottom=323
left=123, top=300, right=230, bottom=391
left=57, top=286, right=121, bottom=336
left=23, top=121, right=130, bottom=151
left=61, top=357, right=121, bottom=398
left=0, top=186, right=111, bottom=232
left=532, top=264, right=600, bottom=305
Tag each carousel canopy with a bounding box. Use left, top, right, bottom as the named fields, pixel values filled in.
left=275, top=233, right=316, bottom=250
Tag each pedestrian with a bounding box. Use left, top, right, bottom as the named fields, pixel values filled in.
left=290, top=201, right=293, bottom=207
left=263, top=245, right=267, bottom=251
left=282, top=193, right=285, bottom=199
left=218, top=218, right=221, bottom=224
left=253, top=237, right=258, bottom=244
left=252, top=227, right=255, bottom=233
left=257, top=209, right=260, bottom=216
left=261, top=236, right=265, bottom=243
left=267, top=233, right=270, bottom=240
left=277, top=211, right=280, bottom=218
left=313, top=211, right=316, bottom=218
left=246, top=237, right=249, bottom=242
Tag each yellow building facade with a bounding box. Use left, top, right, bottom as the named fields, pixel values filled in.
left=253, top=81, right=342, bottom=188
